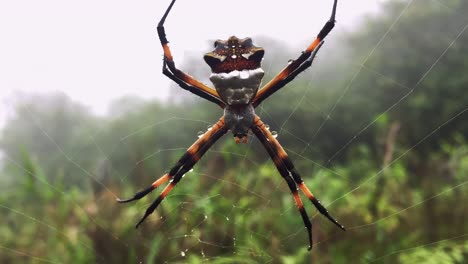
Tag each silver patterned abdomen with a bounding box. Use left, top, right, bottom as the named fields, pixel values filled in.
left=209, top=68, right=264, bottom=105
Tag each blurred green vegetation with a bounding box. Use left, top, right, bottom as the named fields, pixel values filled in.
left=1, top=0, right=468, bottom=263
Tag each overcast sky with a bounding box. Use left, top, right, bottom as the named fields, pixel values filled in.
left=0, top=0, right=383, bottom=125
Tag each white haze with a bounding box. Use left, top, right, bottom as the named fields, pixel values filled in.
left=0, top=0, right=382, bottom=126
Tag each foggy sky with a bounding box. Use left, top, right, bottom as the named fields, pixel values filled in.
left=0, top=0, right=381, bottom=126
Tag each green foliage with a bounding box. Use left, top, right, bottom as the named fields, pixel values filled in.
left=398, top=240, right=468, bottom=264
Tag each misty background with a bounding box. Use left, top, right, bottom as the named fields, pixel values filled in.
left=0, top=0, right=379, bottom=123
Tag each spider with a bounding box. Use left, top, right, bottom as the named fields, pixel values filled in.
left=117, top=0, right=345, bottom=250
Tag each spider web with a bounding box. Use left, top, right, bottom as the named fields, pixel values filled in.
left=1, top=0, right=468, bottom=263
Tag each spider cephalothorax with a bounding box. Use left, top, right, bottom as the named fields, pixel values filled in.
left=118, top=0, right=345, bottom=250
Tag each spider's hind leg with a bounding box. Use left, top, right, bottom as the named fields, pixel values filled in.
left=251, top=123, right=314, bottom=250
left=116, top=174, right=170, bottom=203
left=255, top=116, right=345, bottom=231
left=252, top=116, right=345, bottom=249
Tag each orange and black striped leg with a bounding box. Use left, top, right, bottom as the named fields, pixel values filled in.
left=251, top=123, right=314, bottom=250
left=117, top=117, right=228, bottom=227
left=158, top=0, right=223, bottom=107
left=116, top=118, right=225, bottom=203
left=162, top=60, right=225, bottom=107
left=254, top=116, right=345, bottom=232
left=252, top=0, right=338, bottom=107
left=254, top=41, right=324, bottom=106
left=116, top=141, right=195, bottom=204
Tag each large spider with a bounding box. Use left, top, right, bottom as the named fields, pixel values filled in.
left=118, top=0, right=345, bottom=250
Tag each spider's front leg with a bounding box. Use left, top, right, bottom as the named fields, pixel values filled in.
left=251, top=116, right=345, bottom=250
left=158, top=0, right=225, bottom=108
left=252, top=0, right=338, bottom=107
left=117, top=117, right=228, bottom=227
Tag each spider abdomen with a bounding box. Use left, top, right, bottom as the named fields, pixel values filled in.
left=224, top=104, right=255, bottom=139
left=210, top=68, right=264, bottom=105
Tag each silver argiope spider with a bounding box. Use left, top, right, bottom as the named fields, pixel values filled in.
left=118, top=0, right=345, bottom=250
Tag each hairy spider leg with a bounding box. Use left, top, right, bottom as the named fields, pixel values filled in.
left=158, top=0, right=225, bottom=107
left=252, top=0, right=338, bottom=107
left=251, top=123, right=314, bottom=250
left=253, top=117, right=345, bottom=247
left=117, top=118, right=228, bottom=227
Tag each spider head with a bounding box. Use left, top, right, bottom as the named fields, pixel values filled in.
left=204, top=36, right=264, bottom=73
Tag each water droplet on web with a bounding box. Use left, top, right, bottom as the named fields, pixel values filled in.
left=180, top=251, right=186, bottom=257
left=226, top=216, right=230, bottom=221
left=271, top=131, right=278, bottom=138
left=204, top=215, right=208, bottom=219
left=197, top=131, right=204, bottom=138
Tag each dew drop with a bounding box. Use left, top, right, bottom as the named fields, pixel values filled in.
left=271, top=131, right=278, bottom=138
left=226, top=217, right=230, bottom=221
left=180, top=251, right=186, bottom=257
left=204, top=215, right=208, bottom=219
left=197, top=131, right=204, bottom=138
